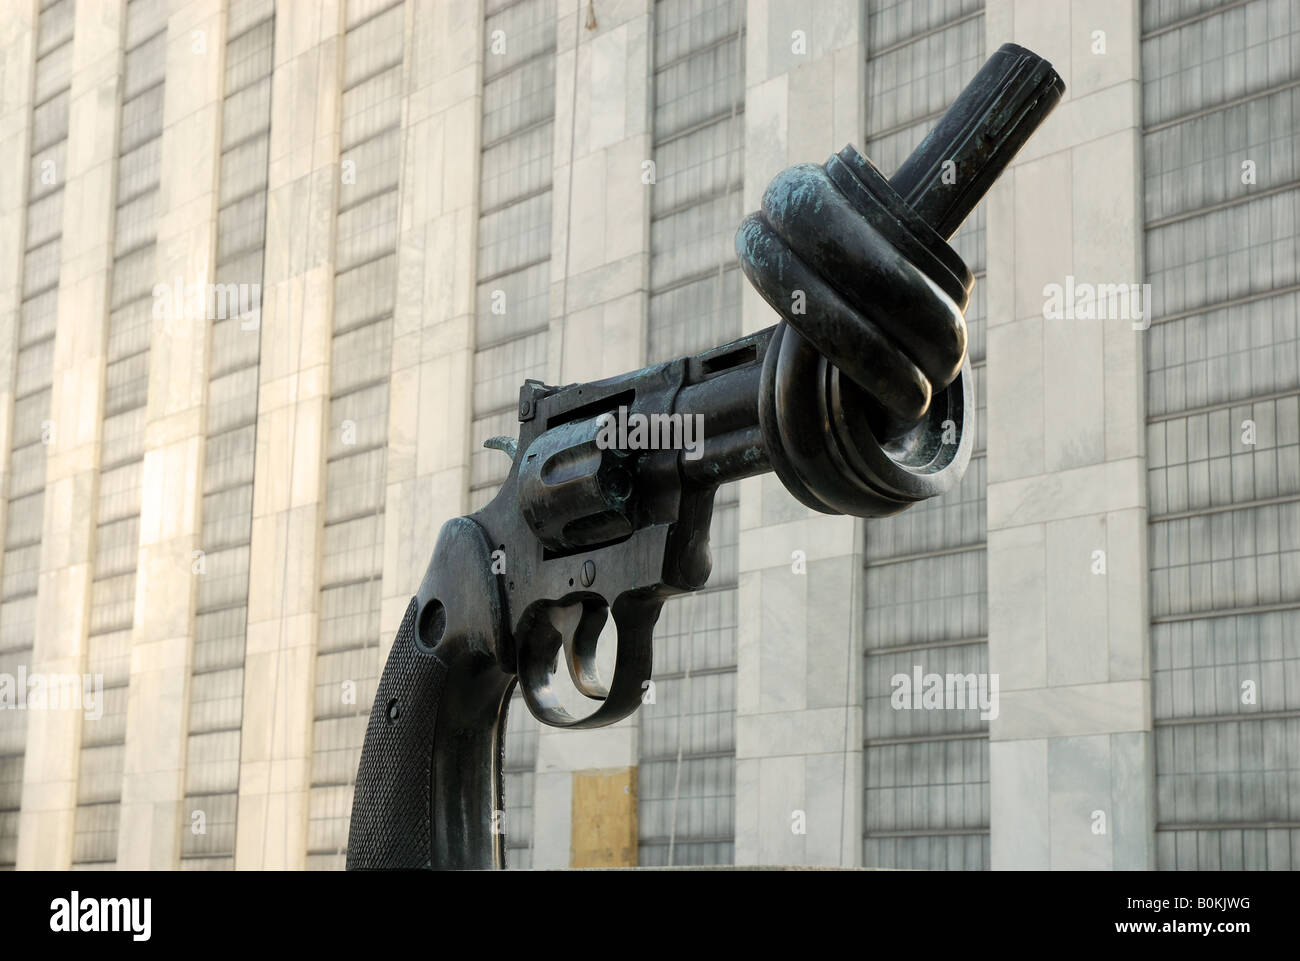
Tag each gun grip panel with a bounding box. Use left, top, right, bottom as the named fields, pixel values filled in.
left=347, top=518, right=514, bottom=870
left=347, top=598, right=449, bottom=869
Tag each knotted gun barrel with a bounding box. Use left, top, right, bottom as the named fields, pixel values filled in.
left=687, top=43, right=1066, bottom=517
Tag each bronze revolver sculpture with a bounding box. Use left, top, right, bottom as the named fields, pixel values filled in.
left=346, top=43, right=1065, bottom=869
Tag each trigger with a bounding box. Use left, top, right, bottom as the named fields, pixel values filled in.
left=548, top=600, right=609, bottom=700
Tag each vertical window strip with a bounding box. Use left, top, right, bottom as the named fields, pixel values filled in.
left=859, top=0, right=991, bottom=872
left=635, top=0, right=745, bottom=868
left=0, top=0, right=74, bottom=870
left=73, top=0, right=167, bottom=869
left=476, top=0, right=556, bottom=868
left=646, top=0, right=745, bottom=364
left=470, top=0, right=555, bottom=505
left=306, top=0, right=405, bottom=871
left=179, top=2, right=276, bottom=871
left=1142, top=0, right=1300, bottom=871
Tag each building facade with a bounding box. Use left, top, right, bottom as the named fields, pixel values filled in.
left=0, top=0, right=1296, bottom=870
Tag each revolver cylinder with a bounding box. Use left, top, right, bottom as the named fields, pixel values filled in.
left=517, top=417, right=636, bottom=552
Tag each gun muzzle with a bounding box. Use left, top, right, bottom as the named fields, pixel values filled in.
left=724, top=42, right=1064, bottom=516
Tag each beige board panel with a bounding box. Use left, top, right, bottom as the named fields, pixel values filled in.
left=570, top=765, right=637, bottom=868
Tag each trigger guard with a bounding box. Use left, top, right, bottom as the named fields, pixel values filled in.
left=517, top=593, right=661, bottom=729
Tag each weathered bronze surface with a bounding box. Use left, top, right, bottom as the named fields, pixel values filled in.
left=346, top=43, right=1065, bottom=870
